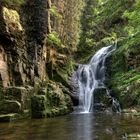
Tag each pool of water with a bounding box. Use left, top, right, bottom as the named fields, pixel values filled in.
left=0, top=112, right=140, bottom=140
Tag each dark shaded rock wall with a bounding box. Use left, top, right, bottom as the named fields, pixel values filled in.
left=21, top=0, right=52, bottom=84
left=0, top=0, right=51, bottom=87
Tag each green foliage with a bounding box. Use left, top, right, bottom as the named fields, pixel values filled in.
left=77, top=0, right=140, bottom=108
left=46, top=31, right=66, bottom=48
left=107, top=0, right=140, bottom=106
left=122, top=1, right=140, bottom=52
left=77, top=0, right=126, bottom=61
left=108, top=66, right=140, bottom=108
left=50, top=6, right=62, bottom=19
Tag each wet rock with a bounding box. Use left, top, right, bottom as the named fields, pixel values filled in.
left=0, top=100, right=21, bottom=114
left=4, top=87, right=31, bottom=110
left=94, top=87, right=107, bottom=94
left=31, top=95, right=46, bottom=118
left=94, top=88, right=108, bottom=103
left=5, top=87, right=27, bottom=101
left=93, top=103, right=106, bottom=111
left=112, top=98, right=121, bottom=113
left=31, top=111, right=46, bottom=119
left=0, top=113, right=20, bottom=122
left=93, top=88, right=112, bottom=110
left=126, top=133, right=140, bottom=139
left=38, top=88, right=47, bottom=95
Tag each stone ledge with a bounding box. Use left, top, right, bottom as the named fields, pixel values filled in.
left=0, top=113, right=20, bottom=122
left=0, top=100, right=21, bottom=114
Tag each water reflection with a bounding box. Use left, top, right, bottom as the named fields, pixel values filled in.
left=71, top=114, right=93, bottom=140
left=0, top=113, right=140, bottom=140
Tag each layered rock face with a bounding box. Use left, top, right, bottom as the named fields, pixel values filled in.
left=0, top=0, right=72, bottom=120
left=0, top=5, right=27, bottom=87
left=0, top=0, right=51, bottom=87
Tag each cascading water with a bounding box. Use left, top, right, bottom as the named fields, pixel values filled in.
left=76, top=44, right=120, bottom=113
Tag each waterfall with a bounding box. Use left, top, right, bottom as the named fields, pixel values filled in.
left=76, top=44, right=119, bottom=113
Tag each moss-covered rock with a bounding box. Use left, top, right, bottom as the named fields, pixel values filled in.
left=3, top=7, right=23, bottom=33
left=2, top=0, right=25, bottom=7
left=45, top=81, right=72, bottom=117
left=94, top=88, right=112, bottom=109
left=5, top=87, right=31, bottom=111
left=31, top=95, right=46, bottom=118
left=30, top=81, right=73, bottom=118
left=0, top=113, right=20, bottom=122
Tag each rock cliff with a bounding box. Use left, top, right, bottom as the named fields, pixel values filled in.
left=0, top=0, right=75, bottom=120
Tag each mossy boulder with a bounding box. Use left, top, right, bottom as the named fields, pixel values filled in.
left=31, top=95, right=46, bottom=118
left=47, top=82, right=72, bottom=106
left=94, top=88, right=107, bottom=103
left=31, top=81, right=73, bottom=118
left=94, top=88, right=111, bottom=104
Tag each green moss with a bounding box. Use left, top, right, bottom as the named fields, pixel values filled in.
left=32, top=81, right=72, bottom=118
left=107, top=65, right=140, bottom=108
left=77, top=0, right=136, bottom=61
left=49, top=6, right=62, bottom=19
left=3, top=0, right=25, bottom=5
left=46, top=31, right=66, bottom=48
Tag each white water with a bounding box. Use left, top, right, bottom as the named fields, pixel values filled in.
left=76, top=45, right=117, bottom=113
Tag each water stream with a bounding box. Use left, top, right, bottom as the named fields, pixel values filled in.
left=0, top=113, right=140, bottom=140
left=76, top=44, right=120, bottom=113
